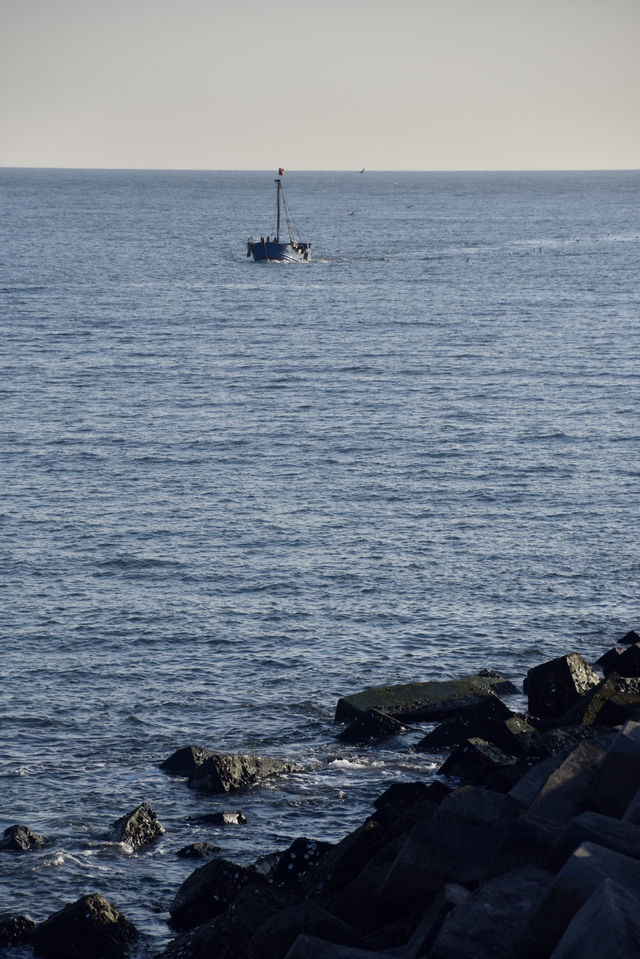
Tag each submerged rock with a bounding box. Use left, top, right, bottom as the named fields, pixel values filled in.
left=177, top=841, right=221, bottom=859
left=0, top=824, right=48, bottom=852
left=160, top=745, right=214, bottom=776
left=32, top=893, right=138, bottom=959
left=335, top=674, right=517, bottom=725
left=111, top=802, right=165, bottom=850
left=188, top=753, right=301, bottom=794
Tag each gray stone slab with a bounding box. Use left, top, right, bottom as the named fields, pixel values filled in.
left=589, top=719, right=640, bottom=817
left=525, top=739, right=609, bottom=829
left=549, top=878, right=640, bottom=959
left=529, top=841, right=640, bottom=952
left=547, top=810, right=640, bottom=872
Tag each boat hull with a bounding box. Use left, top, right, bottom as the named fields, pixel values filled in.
left=249, top=240, right=311, bottom=262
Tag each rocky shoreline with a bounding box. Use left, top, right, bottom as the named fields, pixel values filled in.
left=3, top=629, right=640, bottom=958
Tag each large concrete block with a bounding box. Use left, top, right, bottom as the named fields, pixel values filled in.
left=589, top=720, right=640, bottom=817
left=549, top=878, right=640, bottom=959
left=529, top=841, right=640, bottom=951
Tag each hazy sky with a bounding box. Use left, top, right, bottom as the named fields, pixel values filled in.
left=2, top=0, right=639, bottom=170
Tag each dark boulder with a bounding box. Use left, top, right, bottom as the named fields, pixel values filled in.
left=111, top=802, right=165, bottom=850
left=169, top=856, right=252, bottom=930
left=177, top=841, right=221, bottom=859
left=300, top=813, right=400, bottom=901
left=31, top=893, right=138, bottom=959
left=0, top=824, right=48, bottom=852
left=435, top=785, right=522, bottom=826
left=523, top=653, right=601, bottom=720
left=380, top=818, right=501, bottom=914
left=603, top=644, right=640, bottom=678
left=283, top=936, right=386, bottom=958
left=428, top=866, right=552, bottom=959
left=337, top=709, right=408, bottom=744
left=335, top=674, right=516, bottom=725
left=402, top=884, right=470, bottom=959
left=620, top=630, right=640, bottom=645
left=188, top=753, right=301, bottom=794
left=438, top=738, right=521, bottom=791
left=0, top=914, right=35, bottom=948
left=249, top=901, right=358, bottom=959
left=415, top=697, right=535, bottom=757
left=595, top=646, right=626, bottom=675
left=160, top=745, right=214, bottom=776
left=373, top=780, right=435, bottom=809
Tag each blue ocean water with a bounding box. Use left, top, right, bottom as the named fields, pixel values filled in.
left=1, top=168, right=639, bottom=954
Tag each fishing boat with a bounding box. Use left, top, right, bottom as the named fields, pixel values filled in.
left=247, top=169, right=311, bottom=262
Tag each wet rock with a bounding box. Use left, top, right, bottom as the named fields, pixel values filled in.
left=160, top=745, right=214, bottom=776
left=300, top=815, right=394, bottom=901
left=111, top=802, right=165, bottom=850
left=588, top=719, right=640, bottom=818
left=169, top=856, right=252, bottom=930
left=429, top=866, right=552, bottom=959
left=438, top=738, right=521, bottom=791
left=548, top=878, right=640, bottom=959
left=335, top=674, right=516, bottom=725
left=421, top=712, right=535, bottom=757
left=337, top=708, right=408, bottom=744
left=188, top=753, right=301, bottom=794
left=267, top=837, right=334, bottom=889
left=529, top=842, right=640, bottom=952
left=198, top=810, right=248, bottom=825
left=0, top=914, right=35, bottom=948
left=0, top=824, right=48, bottom=852
left=620, top=630, right=640, bottom=645
left=523, top=653, right=601, bottom=720
left=568, top=673, right=640, bottom=726
left=373, top=780, right=436, bottom=809
left=177, top=841, right=221, bottom=859
left=31, top=893, right=138, bottom=959
left=414, top=695, right=516, bottom=752
left=524, top=723, right=608, bottom=761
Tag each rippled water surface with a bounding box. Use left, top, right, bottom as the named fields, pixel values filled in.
left=1, top=168, right=639, bottom=954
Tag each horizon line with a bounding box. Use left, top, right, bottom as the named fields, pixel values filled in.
left=2, top=165, right=639, bottom=175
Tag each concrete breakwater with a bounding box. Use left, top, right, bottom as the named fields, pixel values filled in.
left=3, top=629, right=640, bottom=959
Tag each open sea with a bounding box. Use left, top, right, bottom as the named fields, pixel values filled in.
left=1, top=168, right=639, bottom=955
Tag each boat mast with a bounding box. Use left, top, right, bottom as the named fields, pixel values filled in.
left=275, top=176, right=281, bottom=243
